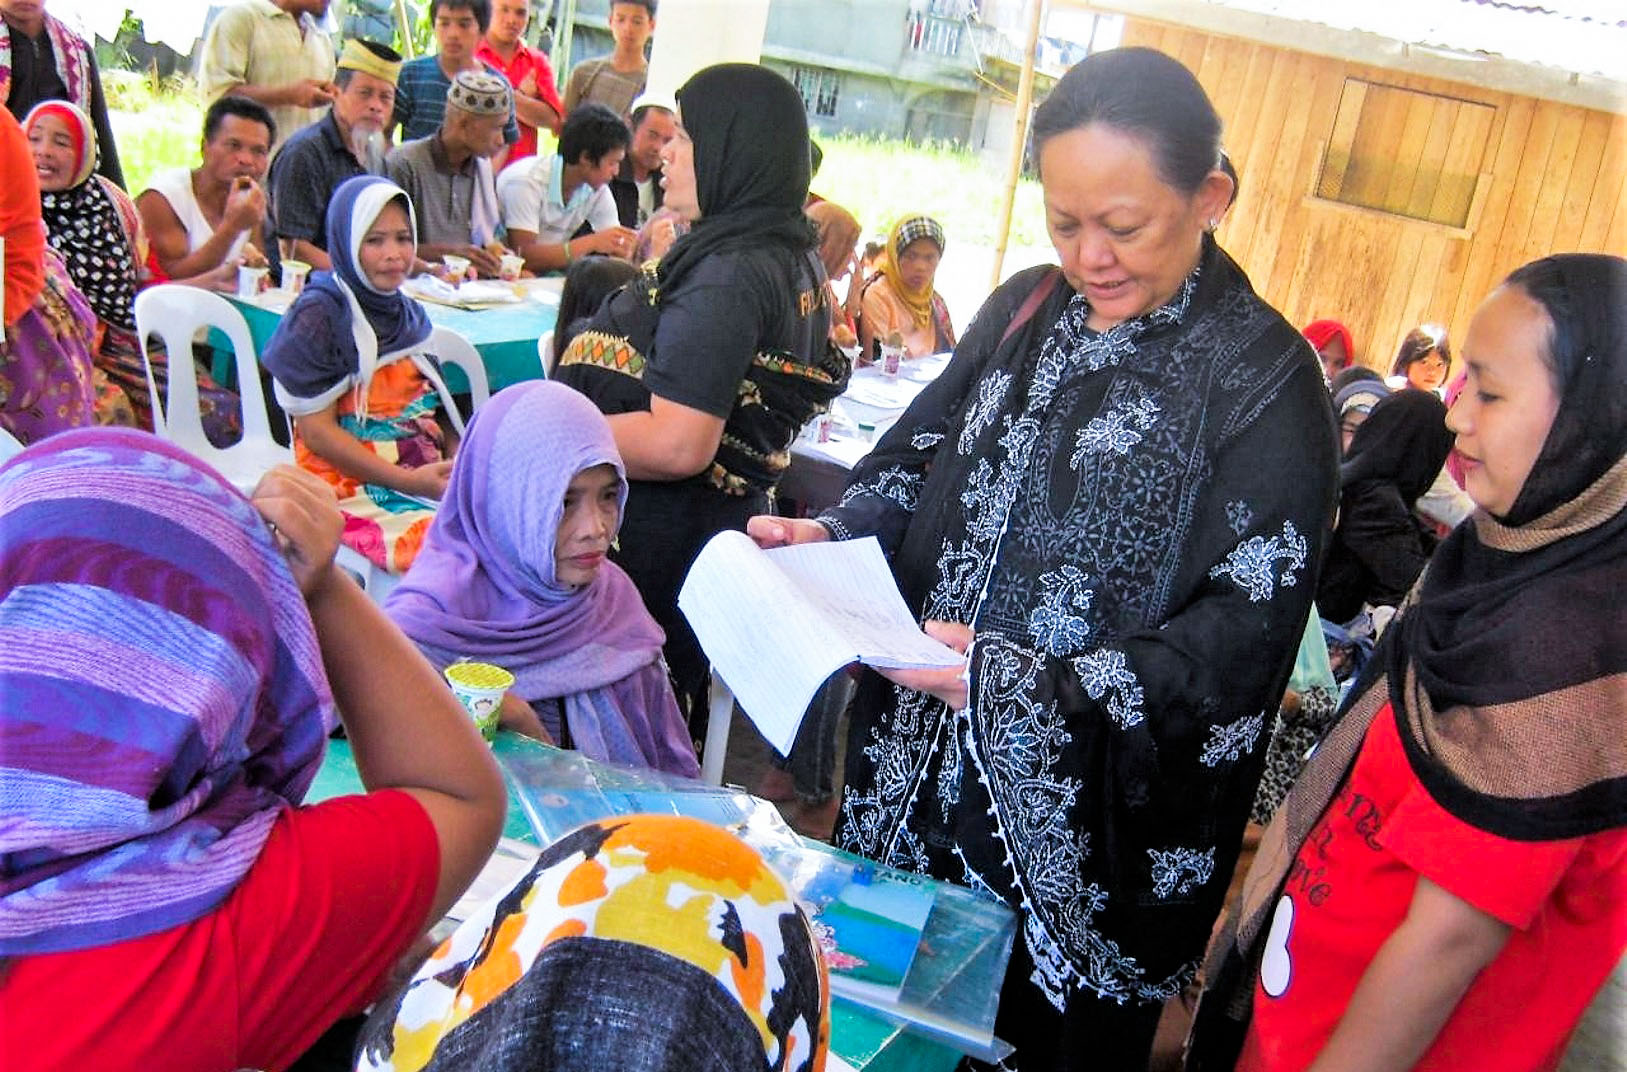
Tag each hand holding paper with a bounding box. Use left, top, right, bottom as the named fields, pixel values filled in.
left=678, top=532, right=965, bottom=753
left=874, top=621, right=973, bottom=711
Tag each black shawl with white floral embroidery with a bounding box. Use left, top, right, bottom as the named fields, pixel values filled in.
left=816, top=238, right=1338, bottom=1070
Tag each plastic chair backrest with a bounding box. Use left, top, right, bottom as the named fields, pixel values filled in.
left=429, top=325, right=490, bottom=417
left=537, top=330, right=554, bottom=376
left=133, top=285, right=290, bottom=491
left=701, top=671, right=734, bottom=786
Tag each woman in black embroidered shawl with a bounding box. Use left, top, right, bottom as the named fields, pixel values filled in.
left=553, top=64, right=848, bottom=719
left=1191, top=256, right=1627, bottom=1070
left=748, top=48, right=1338, bottom=1070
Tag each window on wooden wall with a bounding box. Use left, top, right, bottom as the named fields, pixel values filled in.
left=1315, top=79, right=1495, bottom=229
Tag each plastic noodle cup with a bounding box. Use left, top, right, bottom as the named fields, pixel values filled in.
left=444, top=661, right=514, bottom=741
left=498, top=252, right=524, bottom=282
left=281, top=259, right=310, bottom=295
left=443, top=254, right=471, bottom=285
left=236, top=265, right=269, bottom=299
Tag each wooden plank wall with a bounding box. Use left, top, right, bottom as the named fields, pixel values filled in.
left=1116, top=19, right=1627, bottom=372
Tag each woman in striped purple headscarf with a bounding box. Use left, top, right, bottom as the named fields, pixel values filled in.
left=0, top=428, right=506, bottom=1072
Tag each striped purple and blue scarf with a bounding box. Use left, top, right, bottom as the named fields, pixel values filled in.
left=0, top=429, right=335, bottom=955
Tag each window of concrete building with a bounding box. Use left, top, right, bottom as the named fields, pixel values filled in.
left=1315, top=79, right=1495, bottom=228
left=790, top=66, right=841, bottom=118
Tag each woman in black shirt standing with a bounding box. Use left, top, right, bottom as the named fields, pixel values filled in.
left=554, top=63, right=848, bottom=719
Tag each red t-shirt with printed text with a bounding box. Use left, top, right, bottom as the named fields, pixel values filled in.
left=1240, top=704, right=1627, bottom=1072
left=0, top=790, right=439, bottom=1072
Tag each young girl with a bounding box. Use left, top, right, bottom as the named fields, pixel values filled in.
left=385, top=381, right=700, bottom=778
left=0, top=430, right=505, bottom=1071
left=1193, top=253, right=1627, bottom=1071
left=1389, top=323, right=1452, bottom=395
left=260, top=176, right=457, bottom=573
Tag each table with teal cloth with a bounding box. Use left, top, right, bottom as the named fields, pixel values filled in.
left=306, top=733, right=971, bottom=1072
left=223, top=287, right=557, bottom=394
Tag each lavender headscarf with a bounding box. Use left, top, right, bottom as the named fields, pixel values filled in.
left=0, top=429, right=335, bottom=955
left=385, top=382, right=698, bottom=777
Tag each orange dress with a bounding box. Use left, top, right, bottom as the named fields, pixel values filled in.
left=293, top=357, right=445, bottom=571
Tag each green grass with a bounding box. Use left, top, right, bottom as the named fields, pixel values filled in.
left=105, top=78, right=1047, bottom=253
left=106, top=74, right=206, bottom=197
left=813, top=132, right=1049, bottom=250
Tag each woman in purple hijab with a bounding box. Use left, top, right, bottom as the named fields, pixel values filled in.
left=385, top=381, right=700, bottom=778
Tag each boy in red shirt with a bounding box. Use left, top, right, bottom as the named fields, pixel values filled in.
left=476, top=0, right=563, bottom=160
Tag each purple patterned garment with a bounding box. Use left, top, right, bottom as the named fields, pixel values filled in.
left=0, top=428, right=335, bottom=955
left=385, top=381, right=699, bottom=778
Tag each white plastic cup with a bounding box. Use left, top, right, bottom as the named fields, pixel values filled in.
left=443, top=254, right=471, bottom=285
left=236, top=265, right=268, bottom=299
left=280, top=259, right=310, bottom=295
left=881, top=344, right=903, bottom=378
left=498, top=252, right=524, bottom=282
left=443, top=661, right=514, bottom=742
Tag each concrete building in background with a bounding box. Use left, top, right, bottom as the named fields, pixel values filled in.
left=554, top=0, right=1101, bottom=158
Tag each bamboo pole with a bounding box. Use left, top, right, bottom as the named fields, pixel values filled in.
left=990, top=0, right=1045, bottom=291
left=392, top=0, right=416, bottom=58
left=551, top=0, right=579, bottom=87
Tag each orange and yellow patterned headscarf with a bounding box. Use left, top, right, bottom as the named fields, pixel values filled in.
left=357, top=815, right=829, bottom=1072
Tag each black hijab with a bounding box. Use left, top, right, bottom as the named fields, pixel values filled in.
left=1338, top=387, right=1454, bottom=507
left=1500, top=253, right=1627, bottom=526
left=657, top=64, right=816, bottom=297
left=1388, top=254, right=1627, bottom=841
left=1190, top=255, right=1627, bottom=1069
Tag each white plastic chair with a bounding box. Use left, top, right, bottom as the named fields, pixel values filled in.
left=133, top=285, right=292, bottom=494
left=429, top=325, right=489, bottom=417
left=0, top=426, right=24, bottom=462
left=537, top=330, right=554, bottom=376
left=701, top=670, right=735, bottom=786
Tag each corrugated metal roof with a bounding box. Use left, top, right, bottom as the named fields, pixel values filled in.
left=1464, top=0, right=1622, bottom=25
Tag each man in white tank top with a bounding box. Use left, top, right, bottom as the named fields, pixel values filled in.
left=136, top=96, right=279, bottom=282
